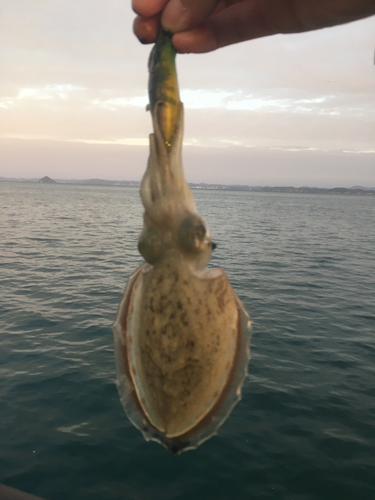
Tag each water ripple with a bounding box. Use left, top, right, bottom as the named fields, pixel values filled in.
left=1, top=184, right=375, bottom=500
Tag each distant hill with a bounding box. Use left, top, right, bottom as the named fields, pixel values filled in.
left=38, top=176, right=56, bottom=184
left=1, top=177, right=374, bottom=195
left=244, top=186, right=375, bottom=196
left=57, top=178, right=140, bottom=186
left=188, top=184, right=375, bottom=196
left=350, top=185, right=375, bottom=190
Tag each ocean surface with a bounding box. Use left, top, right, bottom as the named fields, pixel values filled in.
left=1, top=181, right=374, bottom=500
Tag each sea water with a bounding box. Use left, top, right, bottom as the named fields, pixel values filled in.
left=1, top=182, right=374, bottom=500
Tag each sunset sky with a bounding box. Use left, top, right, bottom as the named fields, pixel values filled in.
left=1, top=0, right=374, bottom=187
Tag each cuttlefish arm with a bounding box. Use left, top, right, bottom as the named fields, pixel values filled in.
left=113, top=30, right=252, bottom=455
left=139, top=30, right=199, bottom=266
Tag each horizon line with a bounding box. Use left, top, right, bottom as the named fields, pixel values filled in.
left=1, top=176, right=374, bottom=193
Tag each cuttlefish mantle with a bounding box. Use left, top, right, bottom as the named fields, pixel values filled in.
left=113, top=30, right=252, bottom=455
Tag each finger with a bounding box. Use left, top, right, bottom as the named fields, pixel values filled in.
left=172, top=26, right=217, bottom=53
left=203, top=0, right=375, bottom=43
left=171, top=1, right=274, bottom=53
left=133, top=15, right=161, bottom=44
left=172, top=0, right=375, bottom=53
left=162, top=0, right=221, bottom=32
left=132, top=0, right=169, bottom=17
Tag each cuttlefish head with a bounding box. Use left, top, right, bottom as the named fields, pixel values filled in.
left=138, top=100, right=213, bottom=272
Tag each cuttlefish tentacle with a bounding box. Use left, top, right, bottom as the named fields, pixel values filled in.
left=143, top=30, right=190, bottom=201
left=113, top=29, right=252, bottom=455
left=140, top=102, right=196, bottom=229
left=140, top=31, right=198, bottom=265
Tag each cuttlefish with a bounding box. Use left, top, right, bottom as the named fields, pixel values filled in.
left=113, top=31, right=251, bottom=455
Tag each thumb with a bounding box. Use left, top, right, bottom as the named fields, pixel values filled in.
left=162, top=0, right=221, bottom=32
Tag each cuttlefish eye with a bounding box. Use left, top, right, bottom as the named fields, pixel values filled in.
left=178, top=215, right=211, bottom=254
left=138, top=227, right=162, bottom=264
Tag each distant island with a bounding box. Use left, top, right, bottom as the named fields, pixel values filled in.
left=1, top=177, right=374, bottom=195
left=38, top=176, right=57, bottom=184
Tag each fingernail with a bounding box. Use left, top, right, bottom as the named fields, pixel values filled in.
left=162, top=0, right=189, bottom=32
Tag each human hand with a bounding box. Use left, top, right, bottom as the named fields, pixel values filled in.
left=132, top=0, right=375, bottom=53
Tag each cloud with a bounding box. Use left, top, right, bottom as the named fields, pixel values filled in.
left=2, top=137, right=374, bottom=188
left=17, top=84, right=86, bottom=100
left=1, top=0, right=374, bottom=184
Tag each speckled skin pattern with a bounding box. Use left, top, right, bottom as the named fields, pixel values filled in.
left=113, top=104, right=252, bottom=449
left=125, top=252, right=239, bottom=437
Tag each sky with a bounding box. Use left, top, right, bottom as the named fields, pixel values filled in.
left=1, top=0, right=374, bottom=187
